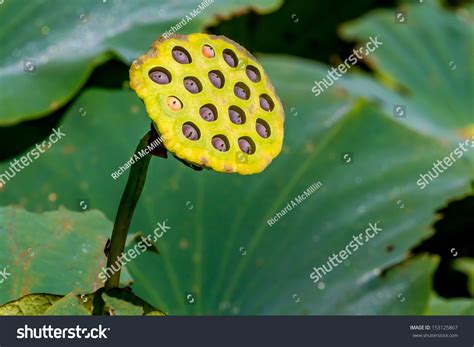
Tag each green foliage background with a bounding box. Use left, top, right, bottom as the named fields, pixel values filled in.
left=0, top=0, right=472, bottom=315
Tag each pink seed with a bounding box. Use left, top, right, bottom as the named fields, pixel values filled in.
left=166, top=96, right=182, bottom=111
left=202, top=45, right=215, bottom=58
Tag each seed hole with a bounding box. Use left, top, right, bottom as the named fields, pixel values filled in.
left=208, top=70, right=225, bottom=89
left=202, top=45, right=215, bottom=58
left=234, top=82, right=250, bottom=100
left=238, top=137, right=256, bottom=155
left=183, top=77, right=202, bottom=94
left=223, top=49, right=237, bottom=68
left=200, top=104, right=217, bottom=122
left=246, top=65, right=261, bottom=83
left=228, top=106, right=246, bottom=125
left=182, top=122, right=200, bottom=141
left=212, top=135, right=230, bottom=152
left=166, top=96, right=183, bottom=111
left=172, top=46, right=192, bottom=64
left=256, top=119, right=271, bottom=138
left=148, top=67, right=171, bottom=85
left=259, top=94, right=275, bottom=112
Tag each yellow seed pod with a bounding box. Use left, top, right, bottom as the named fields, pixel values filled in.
left=130, top=33, right=285, bottom=174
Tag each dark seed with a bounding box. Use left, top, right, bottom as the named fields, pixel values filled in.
left=200, top=106, right=216, bottom=121
left=184, top=78, right=200, bottom=94
left=229, top=109, right=243, bottom=124
left=260, top=95, right=273, bottom=111
left=223, top=50, right=237, bottom=67
left=234, top=84, right=248, bottom=100
left=256, top=122, right=269, bottom=138
left=182, top=124, right=199, bottom=140
left=149, top=70, right=170, bottom=84
left=238, top=138, right=253, bottom=154
left=212, top=137, right=227, bottom=152
left=172, top=48, right=191, bottom=64
left=208, top=71, right=223, bottom=88
left=246, top=66, right=260, bottom=82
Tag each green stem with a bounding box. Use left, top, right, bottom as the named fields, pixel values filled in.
left=105, top=132, right=152, bottom=290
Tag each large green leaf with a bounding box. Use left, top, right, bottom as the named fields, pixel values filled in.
left=0, top=77, right=471, bottom=314
left=0, top=207, right=111, bottom=305
left=0, top=293, right=61, bottom=315
left=0, top=0, right=281, bottom=125
left=425, top=293, right=474, bottom=315
left=339, top=0, right=473, bottom=144
left=0, top=288, right=165, bottom=315
left=43, top=293, right=91, bottom=315
left=102, top=288, right=165, bottom=316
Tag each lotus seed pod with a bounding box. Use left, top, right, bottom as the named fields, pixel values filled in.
left=130, top=33, right=285, bottom=174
